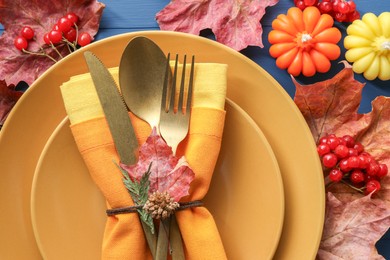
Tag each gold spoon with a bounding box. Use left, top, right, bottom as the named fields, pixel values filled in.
left=119, top=36, right=167, bottom=130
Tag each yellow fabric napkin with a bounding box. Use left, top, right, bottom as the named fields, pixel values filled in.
left=60, top=63, right=228, bottom=259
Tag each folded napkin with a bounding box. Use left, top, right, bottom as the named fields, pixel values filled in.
left=60, top=62, right=228, bottom=259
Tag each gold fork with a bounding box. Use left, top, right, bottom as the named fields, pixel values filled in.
left=159, top=53, right=195, bottom=155
left=157, top=54, right=194, bottom=259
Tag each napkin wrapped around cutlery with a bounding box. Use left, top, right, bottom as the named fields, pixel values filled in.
left=60, top=63, right=228, bottom=259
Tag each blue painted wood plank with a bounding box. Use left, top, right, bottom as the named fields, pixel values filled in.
left=99, top=0, right=389, bottom=28
left=99, top=0, right=169, bottom=29
left=95, top=28, right=150, bottom=40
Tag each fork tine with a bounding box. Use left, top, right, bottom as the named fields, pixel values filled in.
left=186, top=55, right=195, bottom=115
left=178, top=55, right=187, bottom=113
left=159, top=53, right=195, bottom=156
left=169, top=54, right=179, bottom=112
left=161, top=53, right=171, bottom=113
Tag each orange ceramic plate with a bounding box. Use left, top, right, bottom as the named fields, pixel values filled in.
left=31, top=98, right=283, bottom=259
left=0, top=31, right=324, bottom=259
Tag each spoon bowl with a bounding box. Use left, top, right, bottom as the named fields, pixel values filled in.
left=119, top=36, right=167, bottom=128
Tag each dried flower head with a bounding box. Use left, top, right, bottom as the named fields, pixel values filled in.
left=143, top=191, right=179, bottom=219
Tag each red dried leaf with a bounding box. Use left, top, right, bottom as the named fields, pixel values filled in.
left=0, top=80, right=22, bottom=127
left=327, top=97, right=390, bottom=204
left=293, top=65, right=390, bottom=200
left=121, top=128, right=195, bottom=202
left=358, top=97, right=390, bottom=173
left=0, top=0, right=105, bottom=86
left=293, top=64, right=390, bottom=258
left=317, top=193, right=390, bottom=260
left=156, top=0, right=279, bottom=51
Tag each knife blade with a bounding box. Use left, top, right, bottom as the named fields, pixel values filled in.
left=83, top=51, right=137, bottom=165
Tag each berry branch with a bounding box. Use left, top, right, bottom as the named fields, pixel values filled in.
left=294, top=0, right=360, bottom=22
left=317, top=134, right=387, bottom=195
left=22, top=48, right=58, bottom=63
left=13, top=12, right=92, bottom=62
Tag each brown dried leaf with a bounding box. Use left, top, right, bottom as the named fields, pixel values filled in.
left=293, top=66, right=366, bottom=143
left=317, top=193, right=390, bottom=260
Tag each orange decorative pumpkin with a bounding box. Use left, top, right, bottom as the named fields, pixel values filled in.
left=268, top=7, right=342, bottom=77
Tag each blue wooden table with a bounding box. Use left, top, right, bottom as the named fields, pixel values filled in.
left=1, top=0, right=389, bottom=257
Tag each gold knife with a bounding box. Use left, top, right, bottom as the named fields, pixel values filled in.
left=83, top=51, right=157, bottom=258
left=83, top=51, right=137, bottom=165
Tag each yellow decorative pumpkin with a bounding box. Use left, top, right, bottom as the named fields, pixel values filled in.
left=344, top=12, right=390, bottom=81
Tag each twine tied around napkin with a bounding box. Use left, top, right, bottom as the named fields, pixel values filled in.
left=60, top=62, right=228, bottom=259
left=106, top=200, right=204, bottom=216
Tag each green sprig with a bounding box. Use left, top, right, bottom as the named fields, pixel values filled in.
left=115, top=162, right=155, bottom=234
left=113, top=162, right=157, bottom=258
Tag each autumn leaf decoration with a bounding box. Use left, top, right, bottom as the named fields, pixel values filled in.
left=156, top=0, right=279, bottom=51
left=0, top=0, right=105, bottom=86
left=293, top=63, right=390, bottom=259
left=0, top=80, right=23, bottom=129
left=318, top=193, right=390, bottom=259
left=119, top=128, right=195, bottom=232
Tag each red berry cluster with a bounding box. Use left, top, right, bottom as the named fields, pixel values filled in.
left=293, top=0, right=360, bottom=22
left=317, top=134, right=388, bottom=195
left=13, top=12, right=92, bottom=54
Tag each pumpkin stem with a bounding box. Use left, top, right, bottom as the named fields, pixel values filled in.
left=301, top=33, right=312, bottom=43
left=381, top=41, right=390, bottom=51
left=295, top=32, right=314, bottom=51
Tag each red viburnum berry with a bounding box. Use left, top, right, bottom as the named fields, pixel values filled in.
left=329, top=168, right=343, bottom=182
left=322, top=153, right=338, bottom=168
left=77, top=32, right=92, bottom=46
left=66, top=12, right=79, bottom=24
left=14, top=36, right=28, bottom=51
left=365, top=179, right=381, bottom=195
left=58, top=17, right=72, bottom=33
left=48, top=30, right=62, bottom=44
left=21, top=26, right=34, bottom=40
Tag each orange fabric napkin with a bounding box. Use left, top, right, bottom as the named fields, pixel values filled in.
left=60, top=64, right=227, bottom=259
